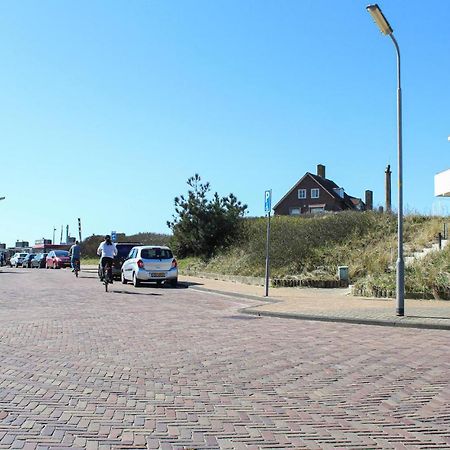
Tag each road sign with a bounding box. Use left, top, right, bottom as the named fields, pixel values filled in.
left=264, top=190, right=272, bottom=213
left=264, top=190, right=272, bottom=297
left=111, top=231, right=117, bottom=243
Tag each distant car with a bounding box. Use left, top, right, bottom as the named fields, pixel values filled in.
left=121, top=245, right=178, bottom=287
left=10, top=252, right=29, bottom=268
left=21, top=254, right=36, bottom=268
left=97, top=242, right=142, bottom=280
left=31, top=253, right=48, bottom=269
left=46, top=250, right=71, bottom=269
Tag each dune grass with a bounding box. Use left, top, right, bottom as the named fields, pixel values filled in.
left=179, top=211, right=448, bottom=298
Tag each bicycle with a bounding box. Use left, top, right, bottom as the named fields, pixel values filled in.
left=102, top=260, right=113, bottom=292
left=73, top=259, right=81, bottom=278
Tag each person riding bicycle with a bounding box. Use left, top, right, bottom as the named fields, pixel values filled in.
left=68, top=240, right=81, bottom=272
left=97, top=235, right=117, bottom=283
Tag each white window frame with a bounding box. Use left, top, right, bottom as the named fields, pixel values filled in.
left=309, top=206, right=324, bottom=214
left=298, top=189, right=307, bottom=199
left=311, top=188, right=320, bottom=199
left=289, top=207, right=301, bottom=216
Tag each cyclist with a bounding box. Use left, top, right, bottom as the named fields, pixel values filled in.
left=97, top=235, right=117, bottom=283
left=69, top=241, right=81, bottom=272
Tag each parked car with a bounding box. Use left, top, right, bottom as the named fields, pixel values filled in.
left=121, top=245, right=178, bottom=287
left=21, top=254, right=36, bottom=268
left=46, top=250, right=71, bottom=269
left=97, top=242, right=142, bottom=280
left=31, top=253, right=48, bottom=269
left=10, top=252, right=29, bottom=267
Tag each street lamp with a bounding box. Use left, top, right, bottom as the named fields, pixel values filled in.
left=366, top=4, right=404, bottom=316
left=0, top=197, right=5, bottom=201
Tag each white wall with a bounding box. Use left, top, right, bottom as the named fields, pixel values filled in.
left=435, top=169, right=450, bottom=197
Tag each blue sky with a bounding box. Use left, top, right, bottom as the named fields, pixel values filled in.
left=0, top=1, right=449, bottom=247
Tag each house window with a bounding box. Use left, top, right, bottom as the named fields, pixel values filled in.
left=298, top=189, right=306, bottom=199
left=289, top=207, right=301, bottom=216
left=311, top=188, right=320, bottom=199
left=309, top=206, right=324, bottom=214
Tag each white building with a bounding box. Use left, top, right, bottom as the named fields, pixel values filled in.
left=434, top=169, right=450, bottom=197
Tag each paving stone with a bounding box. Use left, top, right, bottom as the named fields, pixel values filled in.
left=0, top=268, right=449, bottom=449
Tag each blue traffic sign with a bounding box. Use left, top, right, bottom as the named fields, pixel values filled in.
left=111, top=231, right=117, bottom=242
left=264, top=190, right=272, bottom=213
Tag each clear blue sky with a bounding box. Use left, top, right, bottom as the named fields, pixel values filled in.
left=0, top=1, right=449, bottom=247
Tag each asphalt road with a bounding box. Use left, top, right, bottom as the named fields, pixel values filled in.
left=1, top=268, right=450, bottom=449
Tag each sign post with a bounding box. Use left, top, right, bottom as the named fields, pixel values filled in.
left=78, top=218, right=82, bottom=242
left=264, top=190, right=272, bottom=297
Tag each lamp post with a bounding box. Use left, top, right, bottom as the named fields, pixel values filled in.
left=366, top=4, right=404, bottom=316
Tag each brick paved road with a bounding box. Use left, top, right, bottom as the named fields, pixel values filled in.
left=0, top=268, right=449, bottom=449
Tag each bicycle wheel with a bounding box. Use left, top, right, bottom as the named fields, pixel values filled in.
left=104, top=264, right=110, bottom=292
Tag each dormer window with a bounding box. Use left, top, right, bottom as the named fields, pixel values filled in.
left=333, top=187, right=345, bottom=198
left=311, top=188, right=319, bottom=199
left=298, top=189, right=306, bottom=199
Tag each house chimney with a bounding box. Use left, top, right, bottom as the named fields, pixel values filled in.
left=365, top=190, right=373, bottom=210
left=317, top=164, right=326, bottom=179
left=385, top=165, right=392, bottom=212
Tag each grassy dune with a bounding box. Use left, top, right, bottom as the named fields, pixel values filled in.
left=180, top=211, right=448, bottom=298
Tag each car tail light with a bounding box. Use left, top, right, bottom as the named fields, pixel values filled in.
left=171, top=258, right=178, bottom=269
left=137, top=259, right=144, bottom=269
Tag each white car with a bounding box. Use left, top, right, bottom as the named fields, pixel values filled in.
left=121, top=245, right=178, bottom=287
left=10, top=252, right=29, bottom=267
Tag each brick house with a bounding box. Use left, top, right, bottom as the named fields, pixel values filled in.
left=273, top=164, right=372, bottom=216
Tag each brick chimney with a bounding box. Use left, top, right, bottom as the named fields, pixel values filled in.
left=365, top=190, right=373, bottom=210
left=385, top=165, right=392, bottom=212
left=317, top=164, right=326, bottom=179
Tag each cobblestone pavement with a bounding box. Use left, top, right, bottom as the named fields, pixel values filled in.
left=181, top=276, right=450, bottom=330
left=1, top=268, right=450, bottom=449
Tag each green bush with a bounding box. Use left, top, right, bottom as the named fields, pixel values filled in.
left=167, top=174, right=247, bottom=258
left=81, top=232, right=171, bottom=258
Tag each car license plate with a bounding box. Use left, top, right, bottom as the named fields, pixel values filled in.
left=151, top=272, right=165, bottom=278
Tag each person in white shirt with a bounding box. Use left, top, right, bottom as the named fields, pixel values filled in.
left=97, top=235, right=118, bottom=282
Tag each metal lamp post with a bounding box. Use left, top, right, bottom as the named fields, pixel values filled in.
left=366, top=4, right=404, bottom=316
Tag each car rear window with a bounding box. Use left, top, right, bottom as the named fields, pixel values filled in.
left=141, top=248, right=173, bottom=260
left=116, top=245, right=138, bottom=258
left=54, top=250, right=69, bottom=256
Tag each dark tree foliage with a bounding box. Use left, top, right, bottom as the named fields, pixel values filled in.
left=167, top=174, right=247, bottom=258
left=81, top=232, right=171, bottom=258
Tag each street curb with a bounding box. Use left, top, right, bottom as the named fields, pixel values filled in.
left=187, top=285, right=450, bottom=331
left=240, top=308, right=450, bottom=331
left=186, top=285, right=279, bottom=303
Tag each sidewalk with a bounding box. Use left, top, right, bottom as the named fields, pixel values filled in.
left=181, top=275, right=450, bottom=330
